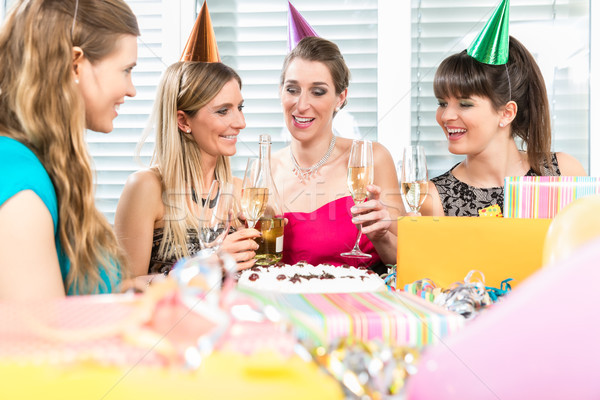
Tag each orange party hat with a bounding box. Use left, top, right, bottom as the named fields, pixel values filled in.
left=180, top=1, right=221, bottom=62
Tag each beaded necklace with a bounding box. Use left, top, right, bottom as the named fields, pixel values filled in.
left=290, top=135, right=337, bottom=183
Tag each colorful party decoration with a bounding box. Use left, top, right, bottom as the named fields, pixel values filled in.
left=0, top=276, right=342, bottom=399
left=542, top=194, right=600, bottom=266
left=467, top=0, right=510, bottom=65
left=504, top=176, right=600, bottom=218
left=239, top=288, right=465, bottom=349
left=402, top=271, right=510, bottom=319
left=433, top=271, right=492, bottom=319
left=305, top=337, right=420, bottom=398
left=405, top=237, right=600, bottom=399
left=478, top=204, right=502, bottom=217
left=287, top=1, right=319, bottom=51
left=180, top=1, right=221, bottom=62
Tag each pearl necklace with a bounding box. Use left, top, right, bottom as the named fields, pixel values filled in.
left=290, top=135, right=337, bottom=183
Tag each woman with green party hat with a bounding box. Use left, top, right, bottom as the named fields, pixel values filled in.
left=420, top=0, right=586, bottom=217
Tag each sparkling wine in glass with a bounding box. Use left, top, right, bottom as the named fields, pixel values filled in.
left=400, top=145, right=429, bottom=213
left=198, top=180, right=234, bottom=252
left=240, top=158, right=269, bottom=229
left=341, top=139, right=374, bottom=259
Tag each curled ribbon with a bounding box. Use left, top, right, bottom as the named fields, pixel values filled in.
left=486, top=278, right=513, bottom=302
left=434, top=270, right=492, bottom=319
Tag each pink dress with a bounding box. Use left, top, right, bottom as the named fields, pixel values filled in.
left=282, top=196, right=382, bottom=268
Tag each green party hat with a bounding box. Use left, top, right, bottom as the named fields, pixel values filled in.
left=467, top=0, right=510, bottom=65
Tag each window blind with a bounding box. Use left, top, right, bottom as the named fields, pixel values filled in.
left=91, top=0, right=166, bottom=223
left=411, top=0, right=590, bottom=178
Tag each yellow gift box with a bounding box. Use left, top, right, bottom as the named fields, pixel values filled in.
left=396, top=216, right=551, bottom=289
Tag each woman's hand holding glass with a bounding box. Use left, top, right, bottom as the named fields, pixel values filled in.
left=198, top=180, right=234, bottom=252
left=220, top=229, right=260, bottom=271
left=240, top=158, right=268, bottom=229
left=341, top=139, right=374, bottom=259
left=199, top=179, right=260, bottom=271
left=400, top=145, right=429, bottom=214
left=350, top=183, right=393, bottom=241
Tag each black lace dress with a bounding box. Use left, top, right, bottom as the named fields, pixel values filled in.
left=431, top=153, right=561, bottom=217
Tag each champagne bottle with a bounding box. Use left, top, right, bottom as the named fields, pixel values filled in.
left=253, top=134, right=284, bottom=265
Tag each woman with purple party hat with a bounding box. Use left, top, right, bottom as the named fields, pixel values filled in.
left=420, top=0, right=585, bottom=217
left=269, top=2, right=402, bottom=272
left=115, top=1, right=260, bottom=277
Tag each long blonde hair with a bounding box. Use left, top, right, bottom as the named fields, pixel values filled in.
left=142, top=62, right=241, bottom=261
left=0, top=0, right=139, bottom=294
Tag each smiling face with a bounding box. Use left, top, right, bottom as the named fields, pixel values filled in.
left=179, top=78, right=246, bottom=159
left=76, top=34, right=138, bottom=133
left=435, top=95, right=504, bottom=156
left=280, top=58, right=346, bottom=143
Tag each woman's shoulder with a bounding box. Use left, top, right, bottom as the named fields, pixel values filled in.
left=335, top=137, right=394, bottom=166
left=0, top=136, right=56, bottom=211
left=372, top=141, right=395, bottom=165
left=555, top=152, right=587, bottom=176
left=124, top=168, right=163, bottom=191
left=120, top=168, right=164, bottom=210
left=0, top=136, right=46, bottom=174
left=116, top=168, right=164, bottom=228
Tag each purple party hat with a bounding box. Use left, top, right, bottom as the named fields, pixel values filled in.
left=287, top=1, right=319, bottom=52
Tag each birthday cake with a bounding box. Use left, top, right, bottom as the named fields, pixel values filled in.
left=237, top=262, right=385, bottom=293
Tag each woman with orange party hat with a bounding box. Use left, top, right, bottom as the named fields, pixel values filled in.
left=115, top=2, right=260, bottom=276
left=269, top=2, right=401, bottom=271
left=420, top=0, right=585, bottom=217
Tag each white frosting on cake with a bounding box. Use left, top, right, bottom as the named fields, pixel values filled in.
left=237, top=262, right=385, bottom=293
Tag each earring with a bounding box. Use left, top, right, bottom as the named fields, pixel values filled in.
left=335, top=107, right=340, bottom=113
left=186, top=129, right=191, bottom=133
left=75, top=79, right=79, bottom=84
left=499, top=122, right=505, bottom=127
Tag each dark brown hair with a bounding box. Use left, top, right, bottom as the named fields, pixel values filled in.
left=434, top=36, right=551, bottom=174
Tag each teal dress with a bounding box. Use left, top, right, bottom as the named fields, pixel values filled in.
left=0, top=136, right=118, bottom=294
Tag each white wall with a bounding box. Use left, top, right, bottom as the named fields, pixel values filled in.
left=378, top=1, right=411, bottom=168
left=590, top=1, right=599, bottom=175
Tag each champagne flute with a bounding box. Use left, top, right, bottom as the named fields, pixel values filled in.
left=341, top=139, right=374, bottom=258
left=198, top=180, right=234, bottom=252
left=240, top=158, right=269, bottom=229
left=400, top=145, right=429, bottom=213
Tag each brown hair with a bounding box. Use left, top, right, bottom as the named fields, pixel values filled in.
left=142, top=61, right=241, bottom=261
left=281, top=36, right=350, bottom=110
left=433, top=36, right=551, bottom=174
left=0, top=0, right=139, bottom=294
